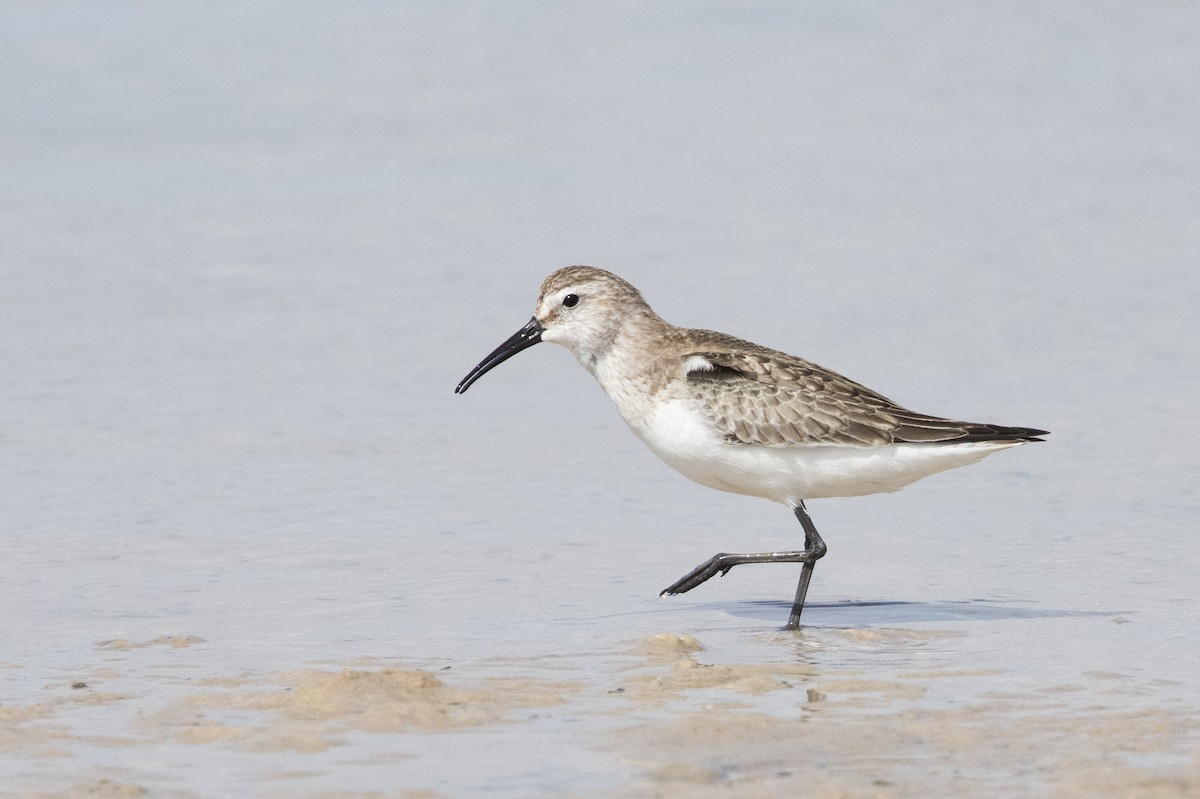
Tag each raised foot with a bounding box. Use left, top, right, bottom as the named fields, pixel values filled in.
left=660, top=548, right=824, bottom=597
left=659, top=553, right=735, bottom=596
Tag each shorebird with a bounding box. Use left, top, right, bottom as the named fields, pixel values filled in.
left=455, top=266, right=1047, bottom=629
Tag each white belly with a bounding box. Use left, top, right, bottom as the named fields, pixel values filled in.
left=625, top=397, right=1021, bottom=505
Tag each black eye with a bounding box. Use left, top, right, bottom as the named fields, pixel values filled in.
left=562, top=293, right=579, bottom=308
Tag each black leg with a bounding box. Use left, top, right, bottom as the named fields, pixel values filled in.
left=660, top=501, right=828, bottom=630
left=786, top=503, right=826, bottom=629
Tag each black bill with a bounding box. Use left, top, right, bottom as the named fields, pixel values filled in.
left=454, top=316, right=544, bottom=394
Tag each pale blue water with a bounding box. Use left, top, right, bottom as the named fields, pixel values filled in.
left=2, top=3, right=1199, bottom=797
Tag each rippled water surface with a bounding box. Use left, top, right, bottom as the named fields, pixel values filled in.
left=2, top=3, right=1199, bottom=797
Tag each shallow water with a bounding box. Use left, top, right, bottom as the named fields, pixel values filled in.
left=2, top=3, right=1199, bottom=797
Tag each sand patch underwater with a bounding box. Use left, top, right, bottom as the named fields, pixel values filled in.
left=599, top=634, right=1200, bottom=799
left=2, top=629, right=1198, bottom=798
left=139, top=667, right=583, bottom=753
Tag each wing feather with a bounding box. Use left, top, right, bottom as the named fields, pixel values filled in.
left=682, top=347, right=1043, bottom=447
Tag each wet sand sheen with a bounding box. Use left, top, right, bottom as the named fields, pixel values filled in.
left=3, top=633, right=1197, bottom=798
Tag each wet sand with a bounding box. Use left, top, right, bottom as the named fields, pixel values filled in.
left=3, top=632, right=1197, bottom=798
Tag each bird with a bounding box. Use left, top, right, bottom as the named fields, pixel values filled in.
left=455, top=266, right=1047, bottom=629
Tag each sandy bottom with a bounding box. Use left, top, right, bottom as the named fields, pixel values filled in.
left=610, top=636, right=1200, bottom=799
left=2, top=631, right=1197, bottom=798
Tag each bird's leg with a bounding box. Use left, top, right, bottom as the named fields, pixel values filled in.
left=660, top=502, right=828, bottom=630
left=786, top=502, right=826, bottom=629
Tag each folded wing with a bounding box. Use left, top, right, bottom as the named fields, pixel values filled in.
left=683, top=349, right=1047, bottom=447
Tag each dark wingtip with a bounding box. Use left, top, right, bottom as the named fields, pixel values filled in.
left=971, top=425, right=1049, bottom=443
left=894, top=418, right=1049, bottom=445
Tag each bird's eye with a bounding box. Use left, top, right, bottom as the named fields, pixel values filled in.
left=562, top=293, right=580, bottom=308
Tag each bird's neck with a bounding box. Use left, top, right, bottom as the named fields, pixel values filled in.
left=586, top=313, right=676, bottom=400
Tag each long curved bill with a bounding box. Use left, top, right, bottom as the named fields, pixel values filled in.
left=454, top=317, right=544, bottom=394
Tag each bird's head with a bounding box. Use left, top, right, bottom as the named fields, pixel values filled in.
left=455, top=266, right=651, bottom=393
